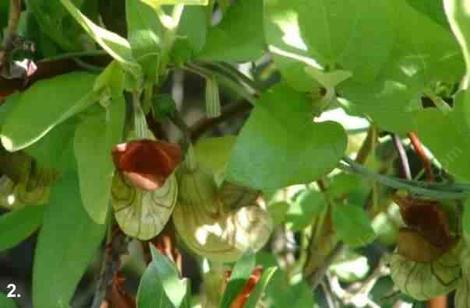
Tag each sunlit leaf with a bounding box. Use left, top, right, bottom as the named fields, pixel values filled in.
left=415, top=92, right=470, bottom=181
left=264, top=0, right=393, bottom=90
left=444, top=0, right=470, bottom=87
left=1, top=72, right=97, bottom=151
left=126, top=0, right=162, bottom=80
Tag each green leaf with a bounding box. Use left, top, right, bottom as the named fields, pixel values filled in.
left=263, top=270, right=315, bottom=308
left=198, top=0, right=265, bottom=62
left=137, top=246, right=190, bottom=308
left=194, top=136, right=236, bottom=183
left=332, top=204, right=376, bottom=247
left=220, top=251, right=256, bottom=308
left=264, top=0, right=393, bottom=89
left=0, top=292, right=17, bottom=308
left=406, top=0, right=449, bottom=27
left=151, top=246, right=189, bottom=307
left=263, top=0, right=319, bottom=91
left=286, top=189, right=326, bottom=231
left=33, top=172, right=106, bottom=308
left=227, top=84, right=347, bottom=190
left=415, top=95, right=470, bottom=181
left=25, top=119, right=78, bottom=171
left=1, top=72, right=97, bottom=152
left=339, top=0, right=463, bottom=134
left=74, top=98, right=125, bottom=224
left=341, top=79, right=421, bottom=134
left=244, top=267, right=278, bottom=308
left=60, top=0, right=141, bottom=78
left=300, top=0, right=393, bottom=82
left=0, top=1, right=8, bottom=30
left=137, top=260, right=173, bottom=307
left=267, top=201, right=289, bottom=226
left=126, top=0, right=162, bottom=79
left=0, top=205, right=44, bottom=251
left=444, top=0, right=470, bottom=88
left=172, top=6, right=208, bottom=62
left=28, top=0, right=89, bottom=51
left=391, top=0, right=464, bottom=85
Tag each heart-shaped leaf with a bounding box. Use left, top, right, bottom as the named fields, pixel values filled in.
left=227, top=84, right=347, bottom=190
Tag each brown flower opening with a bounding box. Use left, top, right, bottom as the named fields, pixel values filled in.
left=393, top=194, right=456, bottom=262
left=112, top=139, right=182, bottom=191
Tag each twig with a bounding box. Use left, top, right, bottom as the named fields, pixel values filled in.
left=39, top=50, right=107, bottom=62
left=91, top=225, right=128, bottom=308
left=170, top=110, right=192, bottom=151
left=321, top=280, right=338, bottom=308
left=304, top=130, right=379, bottom=291
left=392, top=134, right=412, bottom=180
left=305, top=243, right=344, bottom=289
left=355, top=126, right=375, bottom=164
left=190, top=100, right=252, bottom=141
left=408, top=132, right=434, bottom=182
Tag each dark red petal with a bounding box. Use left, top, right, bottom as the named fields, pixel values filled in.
left=112, top=139, right=181, bottom=190
left=393, top=195, right=453, bottom=248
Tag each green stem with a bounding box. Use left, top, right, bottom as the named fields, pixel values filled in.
left=340, top=157, right=470, bottom=199
left=132, top=91, right=148, bottom=139
left=39, top=50, right=107, bottom=62
left=185, top=64, right=257, bottom=104
left=143, top=82, right=154, bottom=113
left=423, top=89, right=452, bottom=114
left=197, top=61, right=260, bottom=95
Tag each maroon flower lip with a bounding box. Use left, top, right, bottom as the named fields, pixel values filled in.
left=112, top=139, right=182, bottom=191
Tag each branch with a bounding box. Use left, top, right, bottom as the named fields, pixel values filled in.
left=355, top=126, right=375, bottom=165
left=91, top=225, right=129, bottom=308
left=304, top=131, right=379, bottom=291
left=0, top=0, right=21, bottom=68
left=392, top=134, right=411, bottom=180
left=305, top=243, right=344, bottom=290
